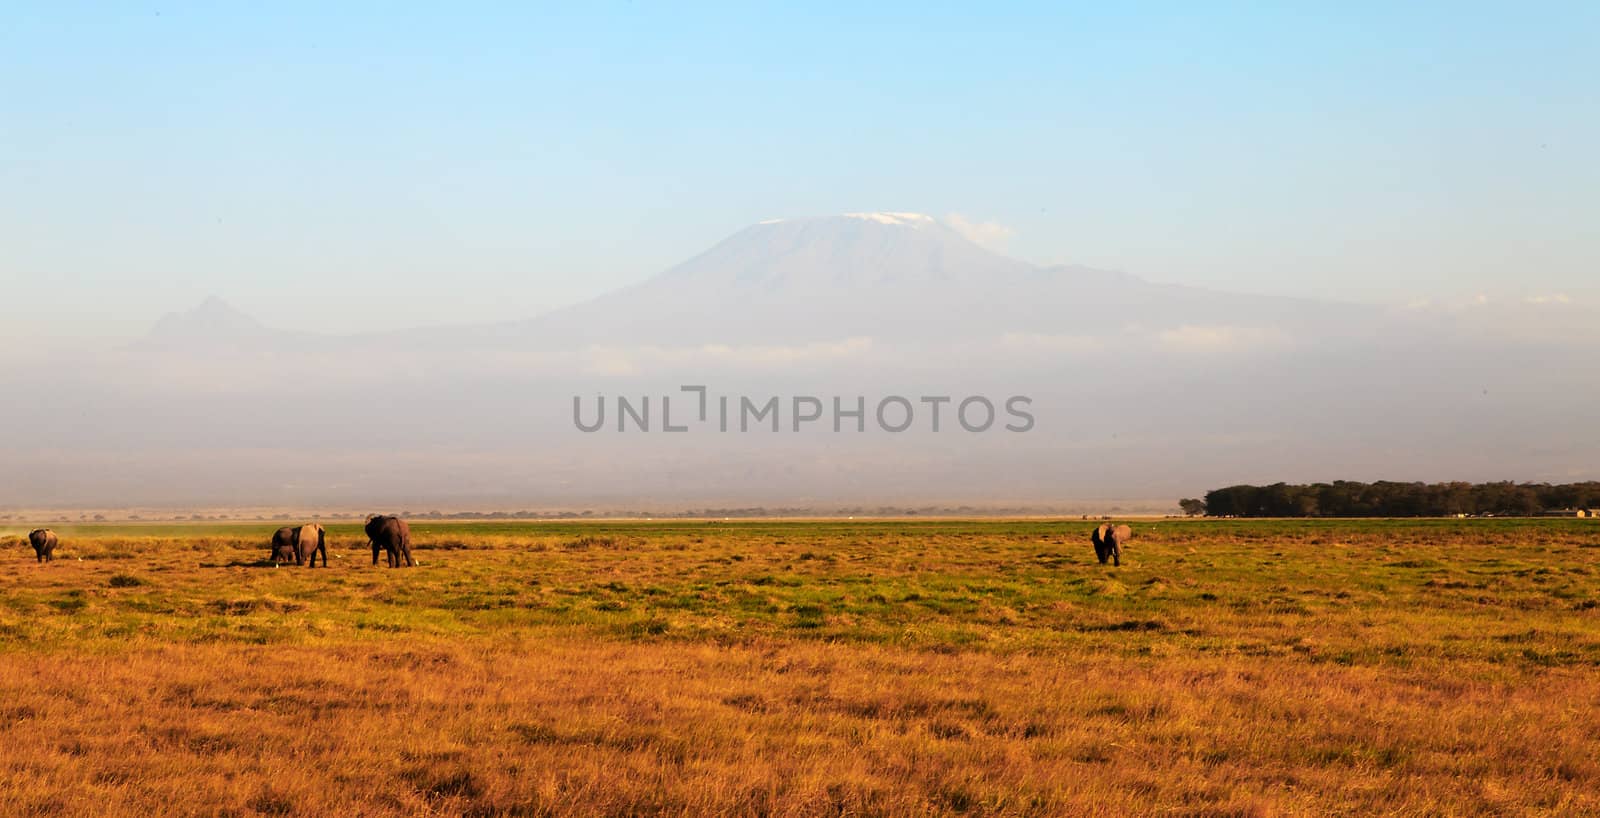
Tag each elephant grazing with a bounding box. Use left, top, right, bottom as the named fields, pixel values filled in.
left=269, top=527, right=298, bottom=565
left=364, top=515, right=414, bottom=568
left=1090, top=523, right=1132, bottom=567
left=294, top=523, right=328, bottom=568
left=28, top=529, right=58, bottom=563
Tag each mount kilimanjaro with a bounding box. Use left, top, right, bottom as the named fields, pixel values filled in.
left=1, top=213, right=1595, bottom=509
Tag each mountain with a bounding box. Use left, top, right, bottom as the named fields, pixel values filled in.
left=484, top=212, right=1375, bottom=348
left=144, top=296, right=273, bottom=344
left=1, top=213, right=1596, bottom=509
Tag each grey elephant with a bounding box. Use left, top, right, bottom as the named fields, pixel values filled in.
left=364, top=515, right=415, bottom=568
left=294, top=523, right=328, bottom=567
left=269, top=526, right=298, bottom=565
left=28, top=529, right=58, bottom=563
left=1090, top=523, right=1132, bottom=567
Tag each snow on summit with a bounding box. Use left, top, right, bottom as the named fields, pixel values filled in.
left=843, top=212, right=934, bottom=226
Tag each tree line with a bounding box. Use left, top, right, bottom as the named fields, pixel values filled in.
left=1179, top=481, right=1600, bottom=518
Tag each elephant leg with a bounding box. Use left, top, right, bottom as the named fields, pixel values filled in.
left=371, top=541, right=380, bottom=566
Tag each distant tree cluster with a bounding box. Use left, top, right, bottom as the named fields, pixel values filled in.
left=1199, top=481, right=1600, bottom=518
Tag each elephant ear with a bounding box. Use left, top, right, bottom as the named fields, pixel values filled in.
left=1091, top=526, right=1104, bottom=547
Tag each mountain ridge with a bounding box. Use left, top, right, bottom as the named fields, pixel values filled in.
left=7, top=212, right=1597, bottom=507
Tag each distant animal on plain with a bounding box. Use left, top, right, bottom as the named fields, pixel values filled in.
left=270, top=527, right=298, bottom=565
left=1090, top=523, right=1132, bottom=567
left=364, top=515, right=415, bottom=568
left=28, top=529, right=59, bottom=563
left=294, top=523, right=328, bottom=568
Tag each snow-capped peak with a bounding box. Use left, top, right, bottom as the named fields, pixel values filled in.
left=843, top=212, right=935, bottom=226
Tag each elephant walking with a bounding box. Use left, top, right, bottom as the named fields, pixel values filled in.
left=1090, top=523, right=1132, bottom=567
left=364, top=515, right=415, bottom=568
left=294, top=523, right=328, bottom=568
left=28, top=529, right=58, bottom=563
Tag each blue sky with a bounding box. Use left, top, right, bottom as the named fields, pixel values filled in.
left=3, top=2, right=1596, bottom=336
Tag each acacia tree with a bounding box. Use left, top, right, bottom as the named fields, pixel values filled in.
left=1197, top=480, right=1590, bottom=517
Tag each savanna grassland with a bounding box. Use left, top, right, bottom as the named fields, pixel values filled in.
left=1, top=518, right=1598, bottom=817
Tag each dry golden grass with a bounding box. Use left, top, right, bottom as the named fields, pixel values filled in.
left=0, top=518, right=1596, bottom=816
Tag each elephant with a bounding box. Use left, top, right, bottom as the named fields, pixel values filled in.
left=270, top=527, right=298, bottom=565
left=364, top=515, right=414, bottom=568
left=28, top=529, right=58, bottom=563
left=294, top=523, right=328, bottom=568
left=1090, top=523, right=1132, bottom=567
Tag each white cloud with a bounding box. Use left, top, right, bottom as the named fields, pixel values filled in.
left=1407, top=292, right=1577, bottom=312
left=944, top=213, right=1016, bottom=250
left=579, top=337, right=877, bottom=376
left=1156, top=325, right=1289, bottom=352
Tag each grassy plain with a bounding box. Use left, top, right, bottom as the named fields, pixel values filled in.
left=0, top=518, right=1597, bottom=816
